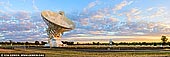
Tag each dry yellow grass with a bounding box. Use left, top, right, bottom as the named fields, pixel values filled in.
left=0, top=48, right=170, bottom=57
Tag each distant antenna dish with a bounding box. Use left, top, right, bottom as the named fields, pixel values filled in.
left=41, top=10, right=75, bottom=47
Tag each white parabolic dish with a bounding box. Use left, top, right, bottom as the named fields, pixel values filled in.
left=41, top=10, right=75, bottom=30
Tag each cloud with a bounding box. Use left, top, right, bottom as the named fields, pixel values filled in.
left=149, top=7, right=165, bottom=18
left=71, top=0, right=170, bottom=37
left=112, top=0, right=133, bottom=11
left=88, top=0, right=98, bottom=8
left=83, top=0, right=100, bottom=12
left=109, top=17, right=118, bottom=22
left=91, top=14, right=104, bottom=19
left=32, top=0, right=39, bottom=11
left=89, top=31, right=105, bottom=35
left=13, top=10, right=31, bottom=20
left=0, top=9, right=46, bottom=42
left=123, top=8, right=142, bottom=22
left=147, top=7, right=154, bottom=11
left=0, top=0, right=13, bottom=12
left=131, top=8, right=141, bottom=15
left=80, top=18, right=89, bottom=26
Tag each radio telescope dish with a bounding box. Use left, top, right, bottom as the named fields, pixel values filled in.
left=41, top=10, right=75, bottom=47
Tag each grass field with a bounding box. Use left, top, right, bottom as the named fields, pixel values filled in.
left=0, top=47, right=170, bottom=57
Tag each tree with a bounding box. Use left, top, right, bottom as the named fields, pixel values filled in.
left=35, top=41, right=40, bottom=45
left=25, top=42, right=29, bottom=48
left=76, top=42, right=79, bottom=45
left=67, top=42, right=74, bottom=45
left=61, top=41, right=68, bottom=44
left=25, top=42, right=29, bottom=45
left=41, top=41, right=47, bottom=45
left=97, top=42, right=100, bottom=45
left=153, top=42, right=157, bottom=46
left=92, top=42, right=95, bottom=45
left=161, top=35, right=168, bottom=45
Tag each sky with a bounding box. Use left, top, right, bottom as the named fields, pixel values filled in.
left=0, top=0, right=170, bottom=43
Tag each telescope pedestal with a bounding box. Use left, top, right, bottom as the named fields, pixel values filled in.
left=45, top=38, right=64, bottom=47
left=51, top=38, right=63, bottom=47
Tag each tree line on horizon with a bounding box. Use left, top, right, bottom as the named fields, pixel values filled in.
left=0, top=40, right=47, bottom=45
left=68, top=35, right=170, bottom=46
left=0, top=36, right=169, bottom=46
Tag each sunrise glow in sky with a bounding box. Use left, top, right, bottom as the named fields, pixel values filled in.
left=0, top=0, right=170, bottom=42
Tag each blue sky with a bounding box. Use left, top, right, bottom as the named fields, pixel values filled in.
left=0, top=0, right=93, bottom=12
left=0, top=0, right=170, bottom=43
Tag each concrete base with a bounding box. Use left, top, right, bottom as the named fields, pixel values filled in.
left=44, top=38, right=64, bottom=47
